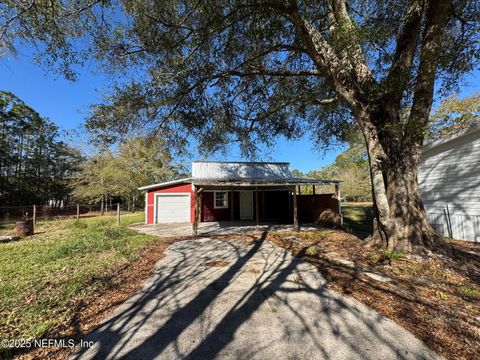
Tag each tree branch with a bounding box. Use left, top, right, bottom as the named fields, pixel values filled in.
left=0, top=0, right=36, bottom=43
left=313, top=97, right=338, bottom=105
left=221, top=43, right=308, bottom=78
left=285, top=0, right=361, bottom=111
left=213, top=69, right=321, bottom=78
left=329, top=0, right=373, bottom=86
left=404, top=0, right=452, bottom=146
left=383, top=0, right=425, bottom=102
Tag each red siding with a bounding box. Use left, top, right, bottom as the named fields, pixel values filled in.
left=201, top=191, right=232, bottom=222
left=146, top=183, right=194, bottom=224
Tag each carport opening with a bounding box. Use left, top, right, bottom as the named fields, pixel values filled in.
left=193, top=185, right=342, bottom=232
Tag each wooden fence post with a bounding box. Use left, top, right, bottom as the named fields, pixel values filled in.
left=117, top=203, right=121, bottom=225
left=33, top=205, right=36, bottom=225
left=76, top=204, right=80, bottom=220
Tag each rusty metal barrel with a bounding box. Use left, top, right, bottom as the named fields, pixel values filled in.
left=16, top=220, right=34, bottom=237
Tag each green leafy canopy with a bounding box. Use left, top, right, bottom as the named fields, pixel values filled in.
left=1, top=1, right=479, bottom=156
left=71, top=136, right=186, bottom=206
left=0, top=0, right=479, bottom=153
left=0, top=90, right=81, bottom=205
left=428, top=92, right=480, bottom=139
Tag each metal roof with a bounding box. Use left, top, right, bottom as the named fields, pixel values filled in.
left=192, top=161, right=292, bottom=180
left=192, top=160, right=290, bottom=164
left=138, top=162, right=340, bottom=190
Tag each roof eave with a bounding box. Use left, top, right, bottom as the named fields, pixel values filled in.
left=138, top=177, right=192, bottom=191
left=191, top=177, right=340, bottom=187
left=423, top=123, right=480, bottom=152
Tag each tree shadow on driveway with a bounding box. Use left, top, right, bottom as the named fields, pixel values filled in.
left=72, top=232, right=440, bottom=360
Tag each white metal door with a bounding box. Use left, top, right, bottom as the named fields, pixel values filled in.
left=156, top=194, right=190, bottom=223
left=239, top=191, right=254, bottom=220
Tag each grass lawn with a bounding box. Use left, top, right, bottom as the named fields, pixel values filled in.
left=341, top=202, right=373, bottom=237
left=0, top=213, right=158, bottom=347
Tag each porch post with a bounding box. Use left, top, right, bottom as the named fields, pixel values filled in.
left=312, top=185, right=315, bottom=195
left=193, top=186, right=198, bottom=235
left=198, top=189, right=202, bottom=223
left=335, top=183, right=343, bottom=225
left=292, top=186, right=299, bottom=231
left=193, top=186, right=202, bottom=235
left=230, top=191, right=234, bottom=221
left=255, top=186, right=260, bottom=226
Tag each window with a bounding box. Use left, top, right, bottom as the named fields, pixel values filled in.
left=214, top=191, right=228, bottom=209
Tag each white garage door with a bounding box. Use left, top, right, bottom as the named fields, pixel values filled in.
left=156, top=194, right=190, bottom=223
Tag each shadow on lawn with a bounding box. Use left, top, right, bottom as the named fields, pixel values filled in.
left=341, top=203, right=373, bottom=239
left=71, top=231, right=436, bottom=360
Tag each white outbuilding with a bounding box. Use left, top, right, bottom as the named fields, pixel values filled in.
left=418, top=124, right=480, bottom=242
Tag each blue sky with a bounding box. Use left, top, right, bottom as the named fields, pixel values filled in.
left=1, top=47, right=478, bottom=173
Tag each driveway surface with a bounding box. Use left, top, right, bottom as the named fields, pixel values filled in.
left=130, top=221, right=322, bottom=237
left=72, top=235, right=441, bottom=360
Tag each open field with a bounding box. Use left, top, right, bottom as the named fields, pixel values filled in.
left=0, top=213, right=161, bottom=356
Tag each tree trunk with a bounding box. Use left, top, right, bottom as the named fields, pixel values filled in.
left=363, top=119, right=438, bottom=253
left=369, top=161, right=437, bottom=253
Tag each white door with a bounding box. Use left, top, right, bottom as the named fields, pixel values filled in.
left=239, top=191, right=254, bottom=220
left=156, top=194, right=190, bottom=223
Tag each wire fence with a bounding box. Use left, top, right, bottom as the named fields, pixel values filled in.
left=0, top=204, right=127, bottom=226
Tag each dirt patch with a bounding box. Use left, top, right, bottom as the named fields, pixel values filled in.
left=204, top=260, right=230, bottom=267
left=265, top=230, right=480, bottom=360
left=14, top=236, right=190, bottom=360
left=212, top=233, right=261, bottom=245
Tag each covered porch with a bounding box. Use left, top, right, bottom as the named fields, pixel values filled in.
left=192, top=178, right=341, bottom=235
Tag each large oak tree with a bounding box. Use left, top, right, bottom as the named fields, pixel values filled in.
left=1, top=0, right=479, bottom=252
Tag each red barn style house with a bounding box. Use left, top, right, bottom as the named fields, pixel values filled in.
left=139, top=161, right=341, bottom=233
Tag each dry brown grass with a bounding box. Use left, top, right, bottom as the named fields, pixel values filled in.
left=204, top=260, right=230, bottom=267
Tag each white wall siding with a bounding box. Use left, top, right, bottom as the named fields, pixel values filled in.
left=425, top=205, right=480, bottom=242
left=419, top=129, right=480, bottom=242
